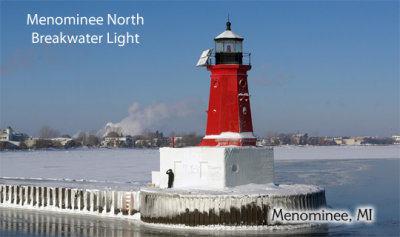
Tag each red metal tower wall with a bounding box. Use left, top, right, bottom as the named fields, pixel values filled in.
left=198, top=64, right=256, bottom=146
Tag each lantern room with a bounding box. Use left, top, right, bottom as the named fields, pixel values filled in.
left=214, top=21, right=244, bottom=65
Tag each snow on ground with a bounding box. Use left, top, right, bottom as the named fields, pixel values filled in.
left=143, top=183, right=323, bottom=196
left=0, top=145, right=398, bottom=189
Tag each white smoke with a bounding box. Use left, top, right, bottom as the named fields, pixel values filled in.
left=100, top=100, right=197, bottom=136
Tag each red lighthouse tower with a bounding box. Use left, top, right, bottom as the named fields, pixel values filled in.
left=198, top=21, right=256, bottom=146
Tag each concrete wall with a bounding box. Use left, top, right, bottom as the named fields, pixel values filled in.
left=224, top=147, right=274, bottom=187
left=159, top=147, right=226, bottom=189
left=155, top=146, right=274, bottom=189
left=140, top=189, right=326, bottom=226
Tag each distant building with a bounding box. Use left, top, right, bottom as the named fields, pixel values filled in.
left=321, top=137, right=338, bottom=145
left=290, top=133, right=302, bottom=145
left=102, top=136, right=133, bottom=147
left=0, top=126, right=26, bottom=146
left=135, top=139, right=150, bottom=147
left=51, top=137, right=73, bottom=146
left=342, top=137, right=364, bottom=145
left=392, top=135, right=400, bottom=144
left=135, top=137, right=171, bottom=147
left=333, top=137, right=343, bottom=145
left=23, top=137, right=73, bottom=148
left=0, top=126, right=26, bottom=142
left=24, top=138, right=39, bottom=148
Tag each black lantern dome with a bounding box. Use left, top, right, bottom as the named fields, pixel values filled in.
left=214, top=21, right=244, bottom=65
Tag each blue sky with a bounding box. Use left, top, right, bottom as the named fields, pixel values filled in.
left=0, top=1, right=398, bottom=137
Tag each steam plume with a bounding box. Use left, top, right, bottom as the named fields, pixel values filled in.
left=101, top=100, right=198, bottom=136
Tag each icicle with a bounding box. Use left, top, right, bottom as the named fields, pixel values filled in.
left=13, top=185, right=17, bottom=205
left=160, top=194, right=164, bottom=218
left=118, top=191, right=123, bottom=215
left=110, top=191, right=116, bottom=215
left=34, top=186, right=38, bottom=207
left=101, top=191, right=106, bottom=213
left=76, top=189, right=80, bottom=210
left=97, top=191, right=102, bottom=213
left=134, top=191, right=140, bottom=212
left=89, top=191, right=93, bottom=212
left=83, top=190, right=87, bottom=212
left=23, top=186, right=27, bottom=206
left=133, top=192, right=138, bottom=214
left=111, top=191, right=115, bottom=215
left=58, top=188, right=62, bottom=209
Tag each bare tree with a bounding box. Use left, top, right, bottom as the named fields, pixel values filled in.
left=39, top=126, right=59, bottom=138
left=106, top=131, right=120, bottom=138
left=86, top=134, right=100, bottom=147
left=106, top=126, right=123, bottom=137
left=265, top=131, right=277, bottom=138
left=179, top=132, right=202, bottom=147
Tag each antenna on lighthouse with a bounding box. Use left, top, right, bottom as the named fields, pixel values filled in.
left=226, top=14, right=231, bottom=30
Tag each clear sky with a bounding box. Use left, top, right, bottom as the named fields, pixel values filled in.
left=0, top=1, right=398, bottom=138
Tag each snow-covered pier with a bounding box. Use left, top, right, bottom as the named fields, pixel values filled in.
left=0, top=183, right=326, bottom=226
left=0, top=184, right=140, bottom=217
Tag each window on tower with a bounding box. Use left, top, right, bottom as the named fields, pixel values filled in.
left=235, top=41, right=242, bottom=52
left=243, top=107, right=248, bottom=115
left=216, top=42, right=223, bottom=52
left=224, top=43, right=234, bottom=52
left=215, top=40, right=242, bottom=53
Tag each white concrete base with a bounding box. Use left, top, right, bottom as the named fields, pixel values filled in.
left=152, top=146, right=274, bottom=189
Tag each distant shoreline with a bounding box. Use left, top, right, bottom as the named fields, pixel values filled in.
left=1, top=144, right=399, bottom=152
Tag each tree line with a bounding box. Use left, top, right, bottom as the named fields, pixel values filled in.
left=0, top=126, right=203, bottom=150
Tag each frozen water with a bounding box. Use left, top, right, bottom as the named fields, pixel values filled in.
left=274, top=145, right=399, bottom=160
left=0, top=146, right=398, bottom=190
left=0, top=148, right=158, bottom=190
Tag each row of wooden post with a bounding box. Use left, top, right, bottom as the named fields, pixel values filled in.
left=0, top=184, right=138, bottom=216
